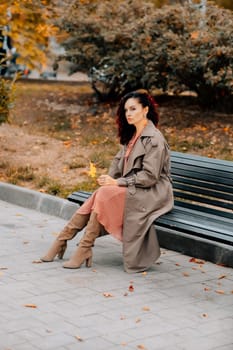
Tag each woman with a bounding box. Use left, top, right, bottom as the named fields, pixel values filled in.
left=41, top=90, right=174, bottom=273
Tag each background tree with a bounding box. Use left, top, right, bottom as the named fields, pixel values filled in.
left=0, top=0, right=58, bottom=71
left=56, top=0, right=233, bottom=110
left=0, top=0, right=58, bottom=123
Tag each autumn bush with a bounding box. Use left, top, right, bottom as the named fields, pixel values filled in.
left=57, top=1, right=233, bottom=110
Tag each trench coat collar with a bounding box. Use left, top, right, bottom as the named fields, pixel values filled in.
left=123, top=120, right=156, bottom=176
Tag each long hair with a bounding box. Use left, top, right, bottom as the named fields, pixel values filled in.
left=116, top=90, right=159, bottom=145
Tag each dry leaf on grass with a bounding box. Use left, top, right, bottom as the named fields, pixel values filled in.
left=63, top=140, right=72, bottom=148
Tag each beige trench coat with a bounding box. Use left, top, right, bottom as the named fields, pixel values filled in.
left=108, top=120, right=174, bottom=273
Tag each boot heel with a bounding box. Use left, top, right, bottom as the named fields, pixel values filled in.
left=86, top=256, right=92, bottom=268
left=58, top=242, right=67, bottom=259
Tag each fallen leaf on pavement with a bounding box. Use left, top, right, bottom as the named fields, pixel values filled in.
left=183, top=272, right=190, bottom=277
left=75, top=335, right=84, bottom=342
left=128, top=284, right=134, bottom=292
left=215, top=290, right=225, bottom=295
left=218, top=275, right=227, bottom=279
left=24, top=304, right=37, bottom=308
left=142, top=306, right=150, bottom=311
left=137, top=345, right=146, bottom=349
left=32, top=260, right=42, bottom=264
left=189, top=257, right=205, bottom=264
left=103, top=292, right=114, bottom=298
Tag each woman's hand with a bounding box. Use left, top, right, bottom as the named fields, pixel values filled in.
left=97, top=175, right=118, bottom=186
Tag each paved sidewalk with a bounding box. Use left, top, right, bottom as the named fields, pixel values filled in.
left=0, top=199, right=233, bottom=350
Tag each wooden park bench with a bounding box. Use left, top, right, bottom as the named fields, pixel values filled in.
left=67, top=152, right=233, bottom=268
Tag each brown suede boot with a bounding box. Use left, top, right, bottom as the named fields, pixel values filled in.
left=41, top=213, right=90, bottom=262
left=63, top=211, right=101, bottom=269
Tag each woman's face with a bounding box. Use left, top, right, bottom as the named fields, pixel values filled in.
left=124, top=97, right=148, bottom=128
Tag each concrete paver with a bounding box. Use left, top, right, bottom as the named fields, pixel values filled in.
left=0, top=199, right=233, bottom=350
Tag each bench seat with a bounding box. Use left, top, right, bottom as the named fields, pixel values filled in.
left=67, top=152, right=233, bottom=267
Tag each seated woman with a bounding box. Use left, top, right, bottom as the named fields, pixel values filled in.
left=41, top=90, right=174, bottom=273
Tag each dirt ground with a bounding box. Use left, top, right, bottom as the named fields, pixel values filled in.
left=0, top=80, right=232, bottom=197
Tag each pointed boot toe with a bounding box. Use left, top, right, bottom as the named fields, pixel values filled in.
left=41, top=240, right=67, bottom=262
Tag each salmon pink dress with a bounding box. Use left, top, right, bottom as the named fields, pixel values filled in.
left=77, top=134, right=140, bottom=241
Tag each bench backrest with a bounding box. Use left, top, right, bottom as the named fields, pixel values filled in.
left=171, top=152, right=233, bottom=219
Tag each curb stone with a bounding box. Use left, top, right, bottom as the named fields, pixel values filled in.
left=0, top=181, right=78, bottom=220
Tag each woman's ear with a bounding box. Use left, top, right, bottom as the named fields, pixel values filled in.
left=144, top=106, right=149, bottom=117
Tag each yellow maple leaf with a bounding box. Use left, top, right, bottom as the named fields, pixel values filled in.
left=89, top=162, right=97, bottom=178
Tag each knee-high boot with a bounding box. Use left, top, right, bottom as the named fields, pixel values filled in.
left=41, top=212, right=90, bottom=262
left=63, top=211, right=101, bottom=269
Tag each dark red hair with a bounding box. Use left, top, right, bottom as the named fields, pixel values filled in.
left=116, top=90, right=159, bottom=145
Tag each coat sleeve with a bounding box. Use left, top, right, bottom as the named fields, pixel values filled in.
left=117, top=137, right=167, bottom=188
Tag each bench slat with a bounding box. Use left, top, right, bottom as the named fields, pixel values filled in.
left=173, top=190, right=233, bottom=211
left=171, top=166, right=233, bottom=185
left=172, top=175, right=233, bottom=194
left=174, top=200, right=233, bottom=219
left=174, top=183, right=233, bottom=201
left=171, top=151, right=233, bottom=169
left=160, top=207, right=233, bottom=234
